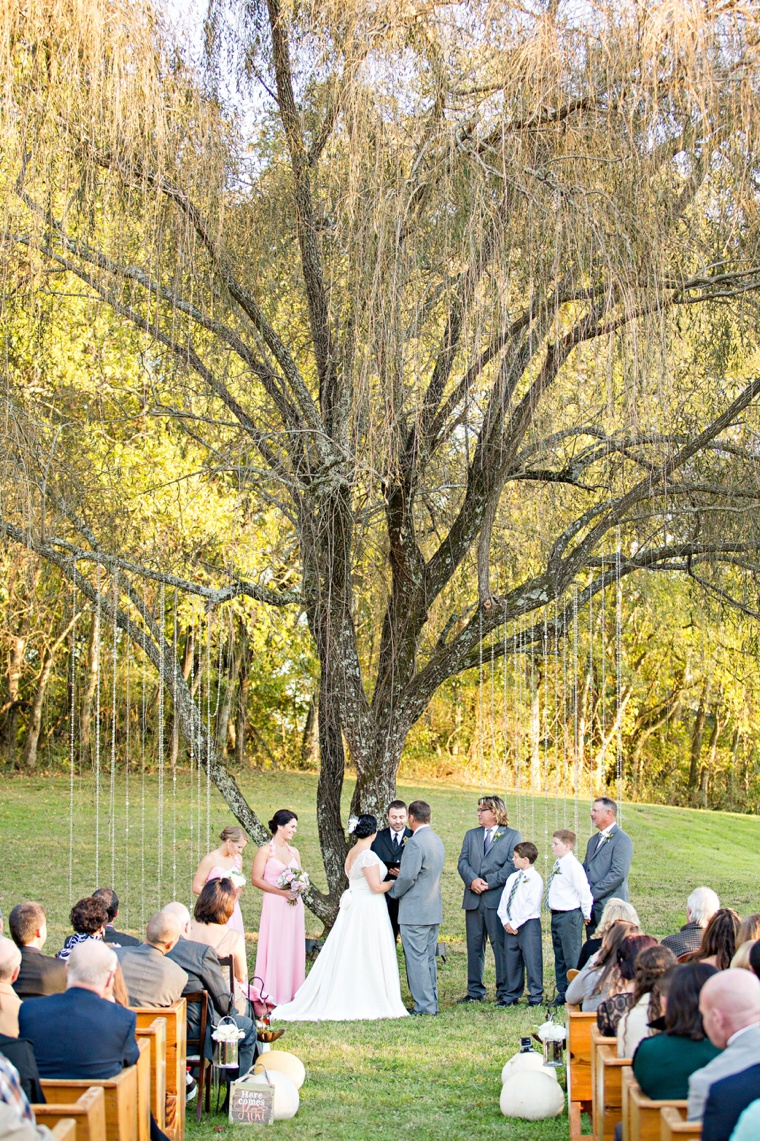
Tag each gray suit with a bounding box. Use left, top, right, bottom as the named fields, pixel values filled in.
left=114, top=943, right=188, bottom=1008
left=582, top=823, right=634, bottom=932
left=458, top=825, right=521, bottom=1001
left=389, top=826, right=445, bottom=1014
left=688, top=1023, right=760, bottom=1120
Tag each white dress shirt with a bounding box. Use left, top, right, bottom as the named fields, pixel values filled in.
left=547, top=852, right=593, bottom=918
left=497, top=865, right=543, bottom=930
left=390, top=828, right=405, bottom=847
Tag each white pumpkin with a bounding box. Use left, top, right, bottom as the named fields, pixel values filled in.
left=244, top=1069, right=300, bottom=1120
left=500, top=1069, right=565, bottom=1120
left=500, top=1049, right=556, bottom=1084
left=253, top=1050, right=306, bottom=1090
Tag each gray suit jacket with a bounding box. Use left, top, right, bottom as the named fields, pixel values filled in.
left=582, top=824, right=633, bottom=904
left=458, top=825, right=522, bottom=910
left=388, top=826, right=445, bottom=925
left=114, top=943, right=188, bottom=1008
left=688, top=1023, right=760, bottom=1120
left=166, top=936, right=232, bottom=1022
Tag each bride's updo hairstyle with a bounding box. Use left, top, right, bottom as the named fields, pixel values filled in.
left=353, top=814, right=378, bottom=839
left=268, top=809, right=298, bottom=834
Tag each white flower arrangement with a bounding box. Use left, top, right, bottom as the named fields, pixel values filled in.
left=212, top=1024, right=246, bottom=1042
left=228, top=869, right=247, bottom=889
left=537, top=1021, right=567, bottom=1043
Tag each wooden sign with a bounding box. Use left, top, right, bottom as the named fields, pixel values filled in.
left=228, top=1076, right=275, bottom=1125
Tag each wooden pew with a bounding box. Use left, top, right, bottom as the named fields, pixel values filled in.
left=621, top=1068, right=688, bottom=1141
left=660, top=1106, right=702, bottom=1140
left=136, top=1016, right=167, bottom=1129
left=133, top=998, right=186, bottom=1141
left=42, top=1064, right=139, bottom=1141
left=135, top=1036, right=151, bottom=1141
left=567, top=1005, right=597, bottom=1140
left=596, top=1044, right=631, bottom=1141
left=33, top=1086, right=107, bottom=1141
left=590, top=1026, right=617, bottom=1137
left=51, top=1122, right=77, bottom=1141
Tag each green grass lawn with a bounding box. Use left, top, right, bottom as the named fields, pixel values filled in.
left=1, top=769, right=758, bottom=1139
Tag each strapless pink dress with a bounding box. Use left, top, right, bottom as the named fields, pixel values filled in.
left=253, top=842, right=305, bottom=1005
left=205, top=855, right=245, bottom=938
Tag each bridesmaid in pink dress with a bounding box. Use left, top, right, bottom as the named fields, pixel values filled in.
left=192, top=825, right=248, bottom=939
left=251, top=809, right=306, bottom=1005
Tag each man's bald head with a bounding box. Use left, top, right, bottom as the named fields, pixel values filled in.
left=162, top=902, right=191, bottom=936
left=0, top=936, right=21, bottom=982
left=67, top=940, right=118, bottom=996
left=699, top=967, right=760, bottom=1048
left=145, top=911, right=181, bottom=953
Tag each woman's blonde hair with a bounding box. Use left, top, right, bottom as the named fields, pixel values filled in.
left=730, top=939, right=757, bottom=971
left=595, top=898, right=641, bottom=941
left=478, top=796, right=509, bottom=827
left=220, top=825, right=247, bottom=844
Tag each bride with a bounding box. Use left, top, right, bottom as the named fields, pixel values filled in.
left=271, top=814, right=409, bottom=1020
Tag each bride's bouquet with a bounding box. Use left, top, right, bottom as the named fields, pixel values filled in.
left=276, top=866, right=310, bottom=905
left=228, top=869, right=246, bottom=890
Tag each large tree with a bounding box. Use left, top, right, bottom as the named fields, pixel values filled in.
left=2, top=0, right=760, bottom=921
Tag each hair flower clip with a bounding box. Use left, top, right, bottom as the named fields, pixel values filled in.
left=347, top=815, right=359, bottom=834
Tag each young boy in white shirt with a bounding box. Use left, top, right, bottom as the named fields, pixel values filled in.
left=546, top=828, right=593, bottom=1005
left=497, top=841, right=543, bottom=1007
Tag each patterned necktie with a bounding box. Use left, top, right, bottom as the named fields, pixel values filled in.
left=505, top=875, right=521, bottom=919
left=394, top=832, right=401, bottom=848
left=544, top=860, right=560, bottom=909
left=484, top=828, right=493, bottom=854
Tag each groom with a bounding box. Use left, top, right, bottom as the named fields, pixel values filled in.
left=388, top=800, right=445, bottom=1016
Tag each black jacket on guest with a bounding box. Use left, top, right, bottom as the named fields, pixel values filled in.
left=702, top=1063, right=760, bottom=1141
left=19, top=987, right=139, bottom=1080
left=13, top=946, right=66, bottom=999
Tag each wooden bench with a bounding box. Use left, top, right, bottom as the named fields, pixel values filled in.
left=621, top=1068, right=688, bottom=1141
left=133, top=998, right=186, bottom=1141
left=136, top=1016, right=167, bottom=1129
left=660, top=1106, right=702, bottom=1141
left=41, top=1052, right=143, bottom=1141
left=590, top=1026, right=617, bottom=1137
left=51, top=1121, right=77, bottom=1141
left=596, top=1044, right=631, bottom=1141
left=568, top=1005, right=597, bottom=1139
left=33, top=1086, right=107, bottom=1141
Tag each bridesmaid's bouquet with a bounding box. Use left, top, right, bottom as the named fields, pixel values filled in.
left=277, top=866, right=310, bottom=905
left=228, top=869, right=246, bottom=890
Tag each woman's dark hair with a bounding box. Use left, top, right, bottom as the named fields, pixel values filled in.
left=694, top=907, right=740, bottom=971
left=592, top=920, right=639, bottom=996
left=268, top=810, right=298, bottom=835
left=194, top=878, right=236, bottom=925
left=632, top=945, right=677, bottom=1021
left=617, top=934, right=658, bottom=982
left=353, top=815, right=377, bottom=839
left=664, top=962, right=718, bottom=1039
left=70, top=897, right=108, bottom=935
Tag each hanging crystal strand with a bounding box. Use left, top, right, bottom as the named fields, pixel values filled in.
left=477, top=606, right=484, bottom=794
left=543, top=607, right=550, bottom=878
left=616, top=530, right=624, bottom=823
left=529, top=625, right=536, bottom=838
left=514, top=620, right=522, bottom=832
left=572, top=584, right=580, bottom=835
left=69, top=573, right=77, bottom=903
left=140, top=583, right=148, bottom=931
left=124, top=612, right=130, bottom=931
left=109, top=569, right=119, bottom=889
left=502, top=620, right=509, bottom=801
left=206, top=612, right=212, bottom=852
left=599, top=553, right=606, bottom=793
left=157, top=583, right=166, bottom=908
left=553, top=600, right=560, bottom=833
left=587, top=574, right=593, bottom=802
left=94, top=564, right=102, bottom=887
left=195, top=615, right=203, bottom=872
left=562, top=598, right=570, bottom=826
left=172, top=588, right=178, bottom=901
left=188, top=613, right=195, bottom=875
left=490, top=638, right=496, bottom=789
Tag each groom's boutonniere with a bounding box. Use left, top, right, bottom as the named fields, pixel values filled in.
left=494, top=831, right=504, bottom=841
left=402, top=836, right=409, bottom=845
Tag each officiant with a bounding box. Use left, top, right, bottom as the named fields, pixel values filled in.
left=371, top=801, right=413, bottom=941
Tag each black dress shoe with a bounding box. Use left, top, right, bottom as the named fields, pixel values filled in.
left=457, top=995, right=485, bottom=1004
left=497, top=999, right=519, bottom=1007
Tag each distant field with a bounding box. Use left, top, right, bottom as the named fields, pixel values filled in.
left=2, top=770, right=758, bottom=1140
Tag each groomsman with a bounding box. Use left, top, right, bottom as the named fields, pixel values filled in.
left=371, top=800, right=412, bottom=940
left=583, top=797, right=634, bottom=935
left=457, top=795, right=521, bottom=1006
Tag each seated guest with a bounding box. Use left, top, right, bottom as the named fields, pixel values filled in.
left=750, top=940, right=760, bottom=980
left=577, top=898, right=640, bottom=971
left=566, top=920, right=639, bottom=1011
left=188, top=880, right=249, bottom=1015
left=8, top=904, right=65, bottom=998
left=162, top=902, right=258, bottom=1078
left=737, top=914, right=760, bottom=947
left=731, top=941, right=757, bottom=971
left=0, top=1033, right=45, bottom=1104
left=633, top=963, right=720, bottom=1098
left=113, top=913, right=187, bottom=1007
left=597, top=934, right=657, bottom=1036
left=688, top=968, right=760, bottom=1120
left=92, top=888, right=140, bottom=947
left=19, top=941, right=139, bottom=1079
left=662, top=887, right=720, bottom=958
left=731, top=1096, right=760, bottom=1141
left=617, top=943, right=676, bottom=1057
left=57, top=897, right=108, bottom=961
left=702, top=1063, right=760, bottom=1141
left=0, top=1056, right=55, bottom=1141
left=0, top=939, right=22, bottom=1037
left=685, top=908, right=740, bottom=971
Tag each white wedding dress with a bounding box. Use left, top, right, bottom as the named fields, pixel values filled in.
left=271, top=849, right=409, bottom=1021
